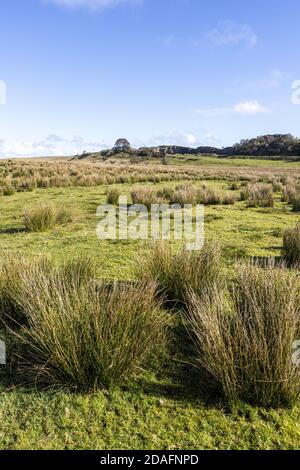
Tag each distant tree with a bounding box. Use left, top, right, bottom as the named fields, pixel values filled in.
left=114, top=138, right=131, bottom=151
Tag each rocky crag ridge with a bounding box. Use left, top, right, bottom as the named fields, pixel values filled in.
left=74, top=134, right=300, bottom=160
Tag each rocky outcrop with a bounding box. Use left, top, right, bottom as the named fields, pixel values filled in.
left=73, top=134, right=300, bottom=160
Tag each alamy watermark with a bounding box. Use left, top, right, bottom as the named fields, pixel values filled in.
left=96, top=196, right=204, bottom=251
left=0, top=80, right=6, bottom=105
left=0, top=340, right=6, bottom=365
left=291, top=80, right=300, bottom=105
left=292, top=340, right=300, bottom=366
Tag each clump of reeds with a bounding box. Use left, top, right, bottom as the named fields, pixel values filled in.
left=185, top=263, right=300, bottom=407
left=241, top=183, right=274, bottom=207
left=136, top=241, right=223, bottom=308
left=1, top=257, right=168, bottom=390
left=131, top=187, right=166, bottom=209
left=2, top=186, right=15, bottom=196
left=107, top=187, right=120, bottom=205
left=23, top=203, right=72, bottom=232
left=282, top=224, right=300, bottom=266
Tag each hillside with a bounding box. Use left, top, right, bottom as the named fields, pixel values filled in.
left=74, top=134, right=300, bottom=161
left=220, top=134, right=300, bottom=157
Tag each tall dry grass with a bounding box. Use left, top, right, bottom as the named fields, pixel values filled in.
left=2, top=159, right=300, bottom=194
left=0, top=257, right=97, bottom=328
left=2, top=186, right=15, bottom=196
left=185, top=263, right=300, bottom=406
left=170, top=184, right=200, bottom=205
left=131, top=187, right=166, bottom=208
left=107, top=187, right=120, bottom=205
left=282, top=224, right=300, bottom=266
left=1, top=259, right=168, bottom=390
left=23, top=203, right=72, bottom=232
left=136, top=241, right=223, bottom=308
left=0, top=257, right=48, bottom=328
left=282, top=183, right=300, bottom=212
left=241, top=183, right=274, bottom=208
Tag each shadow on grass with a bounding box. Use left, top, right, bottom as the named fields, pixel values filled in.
left=132, top=324, right=222, bottom=407
left=250, top=255, right=283, bottom=266
left=134, top=367, right=214, bottom=405
left=0, top=227, right=27, bottom=235
left=0, top=322, right=220, bottom=407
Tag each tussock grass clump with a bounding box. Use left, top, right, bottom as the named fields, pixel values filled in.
left=23, top=203, right=72, bottom=232
left=59, top=257, right=98, bottom=289
left=168, top=184, right=232, bottom=206
left=222, top=193, right=236, bottom=205
left=131, top=187, right=166, bottom=209
left=107, top=187, right=120, bottom=205
left=2, top=259, right=168, bottom=390
left=0, top=257, right=97, bottom=328
left=291, top=196, right=300, bottom=213
left=241, top=183, right=274, bottom=208
left=55, top=207, right=73, bottom=225
left=197, top=187, right=222, bottom=205
left=282, top=224, right=300, bottom=266
left=136, top=241, right=223, bottom=308
left=281, top=185, right=296, bottom=203
left=229, top=182, right=240, bottom=191
left=282, top=184, right=300, bottom=212
left=185, top=264, right=300, bottom=406
left=170, top=184, right=199, bottom=205
left=0, top=257, right=45, bottom=328
left=2, top=186, right=15, bottom=196
left=157, top=186, right=175, bottom=201
left=272, top=180, right=284, bottom=193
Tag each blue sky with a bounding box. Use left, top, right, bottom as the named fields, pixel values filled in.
left=0, top=0, right=300, bottom=156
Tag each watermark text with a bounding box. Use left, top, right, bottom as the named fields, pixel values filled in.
left=0, top=80, right=6, bottom=105
left=96, top=196, right=204, bottom=251
left=291, top=80, right=300, bottom=105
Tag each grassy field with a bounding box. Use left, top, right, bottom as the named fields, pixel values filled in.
left=0, top=155, right=300, bottom=450
left=0, top=180, right=298, bottom=270
left=168, top=154, right=300, bottom=168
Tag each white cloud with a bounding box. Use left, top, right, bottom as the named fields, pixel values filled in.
left=265, top=69, right=286, bottom=88
left=234, top=100, right=269, bottom=115
left=203, top=133, right=221, bottom=147
left=191, top=106, right=233, bottom=117
left=0, top=132, right=224, bottom=157
left=207, top=21, right=257, bottom=47
left=145, top=131, right=219, bottom=148
left=192, top=100, right=270, bottom=117
left=0, top=135, right=108, bottom=158
left=292, top=80, right=300, bottom=105
left=147, top=132, right=199, bottom=147
left=231, top=70, right=290, bottom=93
left=45, top=0, right=141, bottom=10
left=184, top=133, right=198, bottom=145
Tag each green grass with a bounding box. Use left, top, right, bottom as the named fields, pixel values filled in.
left=168, top=154, right=300, bottom=169
left=1, top=161, right=300, bottom=449
left=0, top=380, right=299, bottom=450
left=0, top=182, right=298, bottom=271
